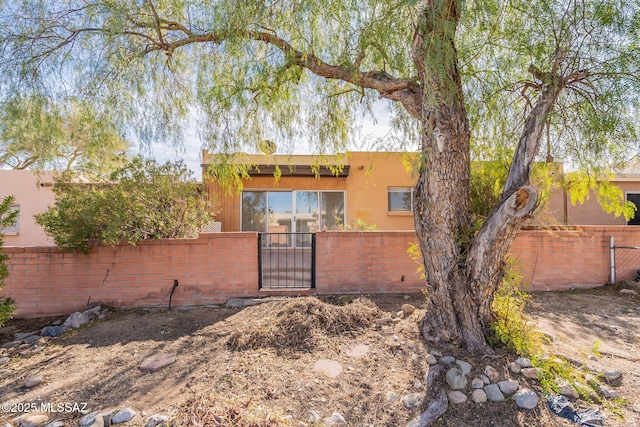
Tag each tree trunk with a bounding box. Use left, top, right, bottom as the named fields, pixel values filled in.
left=413, top=1, right=564, bottom=353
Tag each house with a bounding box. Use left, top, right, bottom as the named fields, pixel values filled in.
left=0, top=170, right=56, bottom=246
left=203, top=150, right=640, bottom=231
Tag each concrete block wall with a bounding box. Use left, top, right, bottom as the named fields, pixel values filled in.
left=3, top=226, right=640, bottom=317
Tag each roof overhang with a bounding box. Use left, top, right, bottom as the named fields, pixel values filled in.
left=247, top=164, right=349, bottom=177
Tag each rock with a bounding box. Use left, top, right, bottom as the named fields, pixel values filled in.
left=514, top=388, right=538, bottom=409
left=2, top=341, right=21, bottom=349
left=51, top=320, right=63, bottom=326
left=40, top=326, right=63, bottom=338
left=484, top=384, right=505, bottom=402
left=312, top=360, right=343, bottom=378
left=62, top=312, right=90, bottom=329
left=471, top=378, right=484, bottom=389
left=402, top=392, right=424, bottom=409
left=145, top=414, right=168, bottom=427
left=588, top=355, right=598, bottom=361
left=15, top=332, right=38, bottom=340
left=386, top=391, right=398, bottom=403
left=112, top=408, right=136, bottom=424
left=484, top=366, right=500, bottom=383
left=0, top=356, right=9, bottom=365
left=603, top=370, right=622, bottom=386
left=498, top=380, right=519, bottom=395
left=24, top=375, right=42, bottom=388
left=620, top=288, right=638, bottom=295
left=23, top=335, right=42, bottom=345
left=344, top=344, right=369, bottom=358
left=404, top=295, right=410, bottom=300
left=514, top=358, right=532, bottom=368
left=438, top=355, right=455, bottom=365
left=18, top=413, right=49, bottom=427
left=456, top=360, right=472, bottom=375
left=411, top=353, right=420, bottom=363
left=413, top=379, right=423, bottom=390
left=445, top=367, right=467, bottom=390
left=323, top=413, right=346, bottom=425
left=308, top=411, right=321, bottom=423
left=479, top=374, right=490, bottom=385
left=558, top=383, right=579, bottom=399
left=44, top=421, right=65, bottom=427
left=374, top=317, right=393, bottom=325
left=140, top=352, right=177, bottom=372
left=448, top=391, right=467, bottom=404
left=401, top=304, right=415, bottom=315
left=80, top=412, right=104, bottom=427
left=83, top=305, right=102, bottom=318
left=521, top=368, right=539, bottom=379
left=509, top=362, right=521, bottom=373
left=472, top=389, right=487, bottom=403
left=598, top=385, right=618, bottom=399
left=425, top=354, right=437, bottom=365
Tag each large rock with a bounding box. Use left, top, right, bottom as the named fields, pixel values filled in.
left=323, top=413, right=346, bottom=425
left=448, top=391, right=467, bottom=404
left=145, top=414, right=168, bottom=427
left=80, top=412, right=104, bottom=427
left=140, top=353, right=177, bottom=372
left=401, top=304, right=416, bottom=315
left=484, top=384, right=505, bottom=402
left=514, top=388, right=538, bottom=409
left=498, top=380, right=519, bottom=395
left=62, top=312, right=90, bottom=330
left=312, top=359, right=342, bottom=378
left=17, top=413, right=49, bottom=427
left=456, top=360, right=472, bottom=375
left=603, top=370, right=622, bottom=386
left=521, top=368, right=539, bottom=379
left=445, top=367, right=467, bottom=390
left=402, top=392, right=424, bottom=409
left=40, top=326, right=63, bottom=337
left=514, top=357, right=532, bottom=368
left=112, top=408, right=137, bottom=424
left=24, top=375, right=42, bottom=388
left=472, top=389, right=487, bottom=403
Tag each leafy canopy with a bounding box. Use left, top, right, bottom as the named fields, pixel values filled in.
left=0, top=95, right=130, bottom=173
left=35, top=157, right=215, bottom=253
left=0, top=0, right=638, bottom=182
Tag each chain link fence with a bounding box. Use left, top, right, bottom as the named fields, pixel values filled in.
left=610, top=236, right=640, bottom=283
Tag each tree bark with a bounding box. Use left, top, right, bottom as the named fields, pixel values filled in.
left=412, top=1, right=565, bottom=353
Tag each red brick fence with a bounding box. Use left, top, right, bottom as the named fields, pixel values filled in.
left=2, top=226, right=639, bottom=317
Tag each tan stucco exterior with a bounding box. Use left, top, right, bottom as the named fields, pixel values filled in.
left=0, top=170, right=56, bottom=247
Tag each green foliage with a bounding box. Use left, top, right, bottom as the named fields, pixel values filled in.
left=36, top=157, right=215, bottom=253
left=489, top=260, right=538, bottom=355
left=407, top=242, right=426, bottom=280
left=339, top=218, right=379, bottom=231
left=565, top=171, right=636, bottom=221
left=0, top=95, right=130, bottom=173
left=0, top=195, right=18, bottom=326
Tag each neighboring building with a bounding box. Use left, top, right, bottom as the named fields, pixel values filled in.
left=0, top=170, right=57, bottom=246
left=203, top=151, right=577, bottom=232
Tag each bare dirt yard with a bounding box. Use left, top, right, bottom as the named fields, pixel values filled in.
left=0, top=285, right=639, bottom=427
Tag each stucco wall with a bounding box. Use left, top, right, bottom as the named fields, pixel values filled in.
left=0, top=170, right=56, bottom=247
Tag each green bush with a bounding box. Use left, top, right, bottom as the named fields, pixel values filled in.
left=0, top=195, right=18, bottom=326
left=36, top=157, right=215, bottom=253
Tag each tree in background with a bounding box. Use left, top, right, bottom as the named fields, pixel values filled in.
left=0, top=95, right=130, bottom=173
left=1, top=1, right=639, bottom=353
left=36, top=158, right=215, bottom=253
left=0, top=195, right=18, bottom=326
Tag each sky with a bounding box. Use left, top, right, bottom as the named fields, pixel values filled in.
left=135, top=100, right=397, bottom=181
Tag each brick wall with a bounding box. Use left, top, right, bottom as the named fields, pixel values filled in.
left=315, top=231, right=424, bottom=295
left=3, top=226, right=640, bottom=317
left=2, top=233, right=260, bottom=317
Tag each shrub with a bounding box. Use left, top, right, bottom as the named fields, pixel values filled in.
left=36, top=157, right=215, bottom=253
left=0, top=195, right=18, bottom=326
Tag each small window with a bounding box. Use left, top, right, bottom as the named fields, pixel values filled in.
left=1, top=205, right=20, bottom=234
left=627, top=193, right=640, bottom=225
left=388, top=187, right=413, bottom=212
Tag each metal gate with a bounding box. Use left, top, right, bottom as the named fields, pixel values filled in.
left=609, top=236, right=640, bottom=283
left=258, top=232, right=316, bottom=289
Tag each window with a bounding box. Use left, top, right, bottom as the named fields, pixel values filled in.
left=1, top=205, right=20, bottom=234
left=241, top=190, right=345, bottom=233
left=627, top=193, right=640, bottom=225
left=388, top=187, right=413, bottom=212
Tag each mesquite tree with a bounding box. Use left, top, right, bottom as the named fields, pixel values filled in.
left=1, top=0, right=638, bottom=352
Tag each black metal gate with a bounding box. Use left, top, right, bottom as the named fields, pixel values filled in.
left=258, top=232, right=316, bottom=289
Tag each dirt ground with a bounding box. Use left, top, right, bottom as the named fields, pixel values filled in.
left=0, top=285, right=639, bottom=427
